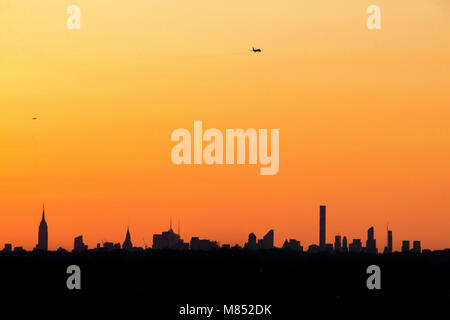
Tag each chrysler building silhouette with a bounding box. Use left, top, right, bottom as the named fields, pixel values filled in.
left=35, top=205, right=48, bottom=251
left=122, top=227, right=133, bottom=250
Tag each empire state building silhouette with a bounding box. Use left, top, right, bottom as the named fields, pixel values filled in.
left=35, top=206, right=48, bottom=251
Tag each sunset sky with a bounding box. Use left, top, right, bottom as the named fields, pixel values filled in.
left=1, top=0, right=449, bottom=250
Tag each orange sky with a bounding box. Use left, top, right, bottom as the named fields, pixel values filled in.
left=1, top=1, right=449, bottom=250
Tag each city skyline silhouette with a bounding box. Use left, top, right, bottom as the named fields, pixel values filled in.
left=1, top=205, right=437, bottom=254
left=2, top=203, right=449, bottom=311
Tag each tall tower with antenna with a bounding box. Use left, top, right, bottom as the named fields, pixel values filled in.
left=35, top=204, right=48, bottom=251
left=387, top=227, right=393, bottom=253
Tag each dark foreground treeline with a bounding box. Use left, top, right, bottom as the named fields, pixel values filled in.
left=1, top=249, right=449, bottom=315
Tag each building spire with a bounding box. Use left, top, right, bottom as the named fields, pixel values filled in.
left=122, top=225, right=133, bottom=250
left=178, top=218, right=180, bottom=236
left=170, top=216, right=172, bottom=231
left=36, top=204, right=48, bottom=251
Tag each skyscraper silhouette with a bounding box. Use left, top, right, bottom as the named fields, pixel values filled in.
left=412, top=241, right=421, bottom=253
left=349, top=239, right=362, bottom=253
left=258, top=230, right=274, bottom=249
left=366, top=226, right=377, bottom=253
left=244, top=233, right=258, bottom=249
left=319, top=205, right=326, bottom=247
left=74, top=235, right=88, bottom=252
left=122, top=227, right=133, bottom=250
left=152, top=221, right=188, bottom=250
left=342, top=236, right=348, bottom=252
left=387, top=229, right=393, bottom=253
left=282, top=239, right=302, bottom=251
left=402, top=240, right=410, bottom=253
left=334, top=235, right=341, bottom=252
left=35, top=205, right=48, bottom=251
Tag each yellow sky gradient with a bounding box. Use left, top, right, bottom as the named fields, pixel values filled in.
left=1, top=1, right=449, bottom=250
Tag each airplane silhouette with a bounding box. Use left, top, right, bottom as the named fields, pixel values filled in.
left=252, top=47, right=262, bottom=53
